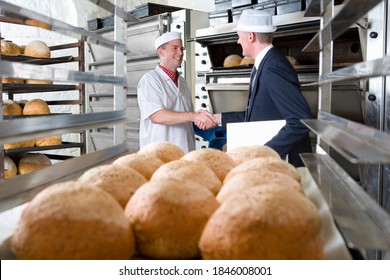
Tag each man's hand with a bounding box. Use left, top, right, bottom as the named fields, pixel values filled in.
left=193, top=110, right=218, bottom=130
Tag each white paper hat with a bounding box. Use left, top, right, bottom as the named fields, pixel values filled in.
left=154, top=31, right=182, bottom=50
left=233, top=9, right=277, bottom=33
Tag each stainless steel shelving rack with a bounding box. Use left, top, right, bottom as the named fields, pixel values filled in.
left=0, top=0, right=132, bottom=213
left=301, top=0, right=390, bottom=259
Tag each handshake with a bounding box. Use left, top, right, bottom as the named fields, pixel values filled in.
left=193, top=110, right=220, bottom=130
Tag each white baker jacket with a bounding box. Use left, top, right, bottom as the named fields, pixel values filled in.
left=137, top=66, right=195, bottom=153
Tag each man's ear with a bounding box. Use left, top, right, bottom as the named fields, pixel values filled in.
left=248, top=32, right=256, bottom=43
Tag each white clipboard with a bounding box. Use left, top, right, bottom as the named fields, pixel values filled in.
left=226, top=120, right=286, bottom=151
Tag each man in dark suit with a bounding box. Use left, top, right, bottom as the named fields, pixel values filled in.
left=213, top=9, right=313, bottom=167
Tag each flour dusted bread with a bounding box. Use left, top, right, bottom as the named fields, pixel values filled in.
left=2, top=100, right=23, bottom=116
left=226, top=145, right=281, bottom=165
left=78, top=164, right=147, bottom=208
left=217, top=170, right=303, bottom=203
left=182, top=148, right=236, bottom=182
left=23, top=40, right=51, bottom=58
left=22, top=99, right=50, bottom=115
left=223, top=54, right=242, bottom=67
left=199, top=184, right=324, bottom=259
left=35, top=135, right=62, bottom=147
left=151, top=159, right=222, bottom=195
left=224, top=157, right=300, bottom=183
left=138, top=141, right=184, bottom=163
left=125, top=178, right=219, bottom=259
left=113, top=153, right=164, bottom=180
left=4, top=156, right=17, bottom=179
left=11, top=181, right=135, bottom=259
left=18, top=153, right=52, bottom=174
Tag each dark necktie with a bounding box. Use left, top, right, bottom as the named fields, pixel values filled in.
left=245, top=66, right=257, bottom=121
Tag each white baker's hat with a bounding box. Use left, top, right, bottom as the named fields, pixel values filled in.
left=233, top=9, right=277, bottom=33
left=154, top=31, right=182, bottom=50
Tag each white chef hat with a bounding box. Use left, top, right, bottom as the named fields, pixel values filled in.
left=233, top=9, right=277, bottom=33
left=154, top=31, right=182, bottom=50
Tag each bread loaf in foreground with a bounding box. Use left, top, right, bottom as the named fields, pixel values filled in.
left=11, top=181, right=135, bottom=259
left=199, top=184, right=324, bottom=260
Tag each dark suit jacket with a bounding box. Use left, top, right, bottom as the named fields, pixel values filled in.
left=221, top=47, right=313, bottom=167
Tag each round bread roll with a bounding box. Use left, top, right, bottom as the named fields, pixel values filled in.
left=78, top=164, right=147, bottom=208
left=4, top=156, right=17, bottom=179
left=226, top=145, right=281, bottom=165
left=240, top=56, right=255, bottom=65
left=199, top=184, right=324, bottom=259
left=1, top=40, right=24, bottom=83
left=217, top=170, right=303, bottom=203
left=8, top=42, right=22, bottom=55
left=11, top=181, right=135, bottom=259
left=18, top=153, right=52, bottom=174
left=286, top=55, right=299, bottom=66
left=22, top=99, right=50, bottom=115
left=224, top=157, right=300, bottom=183
left=124, top=178, right=219, bottom=259
left=113, top=153, right=164, bottom=180
left=138, top=141, right=185, bottom=163
left=4, top=140, right=35, bottom=150
left=35, top=136, right=62, bottom=147
left=223, top=54, right=242, bottom=67
left=182, top=148, right=236, bottom=182
left=151, top=159, right=222, bottom=195
left=23, top=40, right=51, bottom=58
left=1, top=39, right=12, bottom=54
left=2, top=100, right=23, bottom=116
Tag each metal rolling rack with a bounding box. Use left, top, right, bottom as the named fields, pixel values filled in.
left=0, top=0, right=133, bottom=213
left=301, top=0, right=390, bottom=259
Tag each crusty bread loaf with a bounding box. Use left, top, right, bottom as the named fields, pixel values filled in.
left=23, top=40, right=50, bottom=58
left=124, top=178, right=219, bottom=259
left=223, top=54, right=242, bottom=67
left=22, top=99, right=50, bottom=115
left=2, top=100, right=23, bottom=116
left=1, top=40, right=24, bottom=83
left=150, top=159, right=222, bottom=195
left=25, top=79, right=53, bottom=85
left=1, top=39, right=12, bottom=54
left=138, top=141, right=185, bottom=163
left=10, top=181, right=135, bottom=259
left=226, top=145, right=281, bottom=165
left=8, top=42, right=22, bottom=55
left=199, top=184, right=324, bottom=259
left=217, top=170, right=303, bottom=203
left=24, top=19, right=52, bottom=30
left=240, top=56, right=255, bottom=65
left=18, top=153, right=52, bottom=174
left=113, top=153, right=164, bottom=180
left=4, top=140, right=35, bottom=150
left=4, top=156, right=17, bottom=179
left=182, top=148, right=236, bottom=182
left=35, top=136, right=62, bottom=147
left=78, top=164, right=147, bottom=208
left=224, top=157, right=300, bottom=183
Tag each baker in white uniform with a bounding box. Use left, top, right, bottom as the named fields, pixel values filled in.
left=137, top=32, right=217, bottom=153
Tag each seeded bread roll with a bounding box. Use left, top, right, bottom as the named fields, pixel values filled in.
left=11, top=181, right=135, bottom=259
left=224, top=157, right=300, bottom=183
left=18, top=153, right=52, bottom=174
left=138, top=141, right=185, bottom=163
left=223, top=54, right=242, bottom=67
left=217, top=170, right=303, bottom=203
left=226, top=145, right=281, bottom=165
left=124, top=178, right=219, bottom=259
left=35, top=136, right=62, bottom=147
left=182, top=148, right=236, bottom=182
left=78, top=164, right=147, bottom=208
left=23, top=40, right=51, bottom=58
left=4, top=140, right=35, bottom=150
left=199, top=184, right=324, bottom=260
left=151, top=159, right=222, bottom=195
left=113, top=153, right=164, bottom=180
left=4, top=156, right=17, bottom=179
left=2, top=100, right=23, bottom=116
left=22, top=99, right=50, bottom=115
